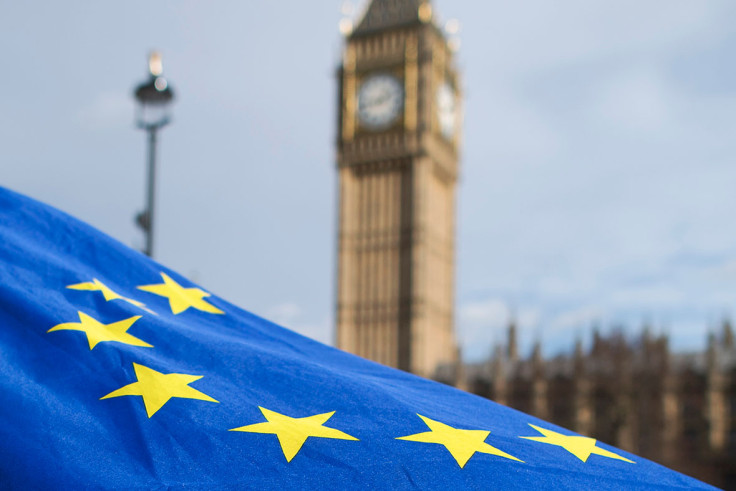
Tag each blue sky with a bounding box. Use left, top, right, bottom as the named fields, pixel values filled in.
left=2, top=1, right=735, bottom=361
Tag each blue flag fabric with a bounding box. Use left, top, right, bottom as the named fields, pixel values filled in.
left=0, top=187, right=714, bottom=490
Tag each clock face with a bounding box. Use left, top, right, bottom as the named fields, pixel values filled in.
left=357, top=74, right=404, bottom=130
left=436, top=82, right=456, bottom=140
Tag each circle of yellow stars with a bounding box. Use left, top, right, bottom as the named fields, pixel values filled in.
left=54, top=272, right=636, bottom=469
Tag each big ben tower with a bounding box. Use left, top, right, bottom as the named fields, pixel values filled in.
left=335, top=0, right=461, bottom=379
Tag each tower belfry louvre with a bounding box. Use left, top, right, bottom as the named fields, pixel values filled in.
left=335, top=0, right=461, bottom=379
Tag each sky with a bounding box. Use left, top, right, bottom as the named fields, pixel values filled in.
left=1, top=1, right=736, bottom=361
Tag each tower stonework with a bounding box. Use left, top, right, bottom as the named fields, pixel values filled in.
left=335, top=0, right=461, bottom=379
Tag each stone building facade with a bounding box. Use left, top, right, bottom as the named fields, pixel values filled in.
left=462, top=322, right=736, bottom=488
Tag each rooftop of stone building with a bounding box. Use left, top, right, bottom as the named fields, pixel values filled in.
left=464, top=323, right=736, bottom=383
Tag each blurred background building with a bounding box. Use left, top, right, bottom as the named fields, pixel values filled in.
left=335, top=0, right=460, bottom=379
left=463, top=322, right=736, bottom=488
left=336, top=1, right=736, bottom=487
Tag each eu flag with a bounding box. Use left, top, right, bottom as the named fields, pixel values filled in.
left=0, top=187, right=715, bottom=489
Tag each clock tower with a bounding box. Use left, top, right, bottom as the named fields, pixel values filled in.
left=335, top=0, right=461, bottom=379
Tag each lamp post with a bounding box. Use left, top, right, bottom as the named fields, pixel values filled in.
left=134, top=52, right=175, bottom=257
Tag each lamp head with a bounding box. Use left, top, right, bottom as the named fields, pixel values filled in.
left=134, top=51, right=175, bottom=129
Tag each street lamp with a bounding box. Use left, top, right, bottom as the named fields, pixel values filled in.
left=134, top=51, right=175, bottom=257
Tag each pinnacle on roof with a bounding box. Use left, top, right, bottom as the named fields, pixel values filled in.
left=352, top=0, right=432, bottom=36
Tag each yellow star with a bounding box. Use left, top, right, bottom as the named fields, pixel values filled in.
left=520, top=424, right=634, bottom=463
left=101, top=363, right=218, bottom=418
left=229, top=407, right=358, bottom=462
left=397, top=414, right=522, bottom=468
left=137, top=273, right=223, bottom=315
left=47, top=311, right=152, bottom=350
left=67, top=278, right=154, bottom=314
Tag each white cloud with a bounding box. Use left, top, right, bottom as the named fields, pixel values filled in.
left=458, top=298, right=542, bottom=361
left=549, top=305, right=603, bottom=334
left=459, top=298, right=509, bottom=326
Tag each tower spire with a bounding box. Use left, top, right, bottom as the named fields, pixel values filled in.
left=353, top=0, right=432, bottom=36
left=507, top=317, right=518, bottom=362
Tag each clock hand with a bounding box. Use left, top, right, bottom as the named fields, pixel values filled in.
left=364, top=92, right=392, bottom=110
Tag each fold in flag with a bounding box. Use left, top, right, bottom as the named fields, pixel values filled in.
left=0, top=187, right=714, bottom=489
